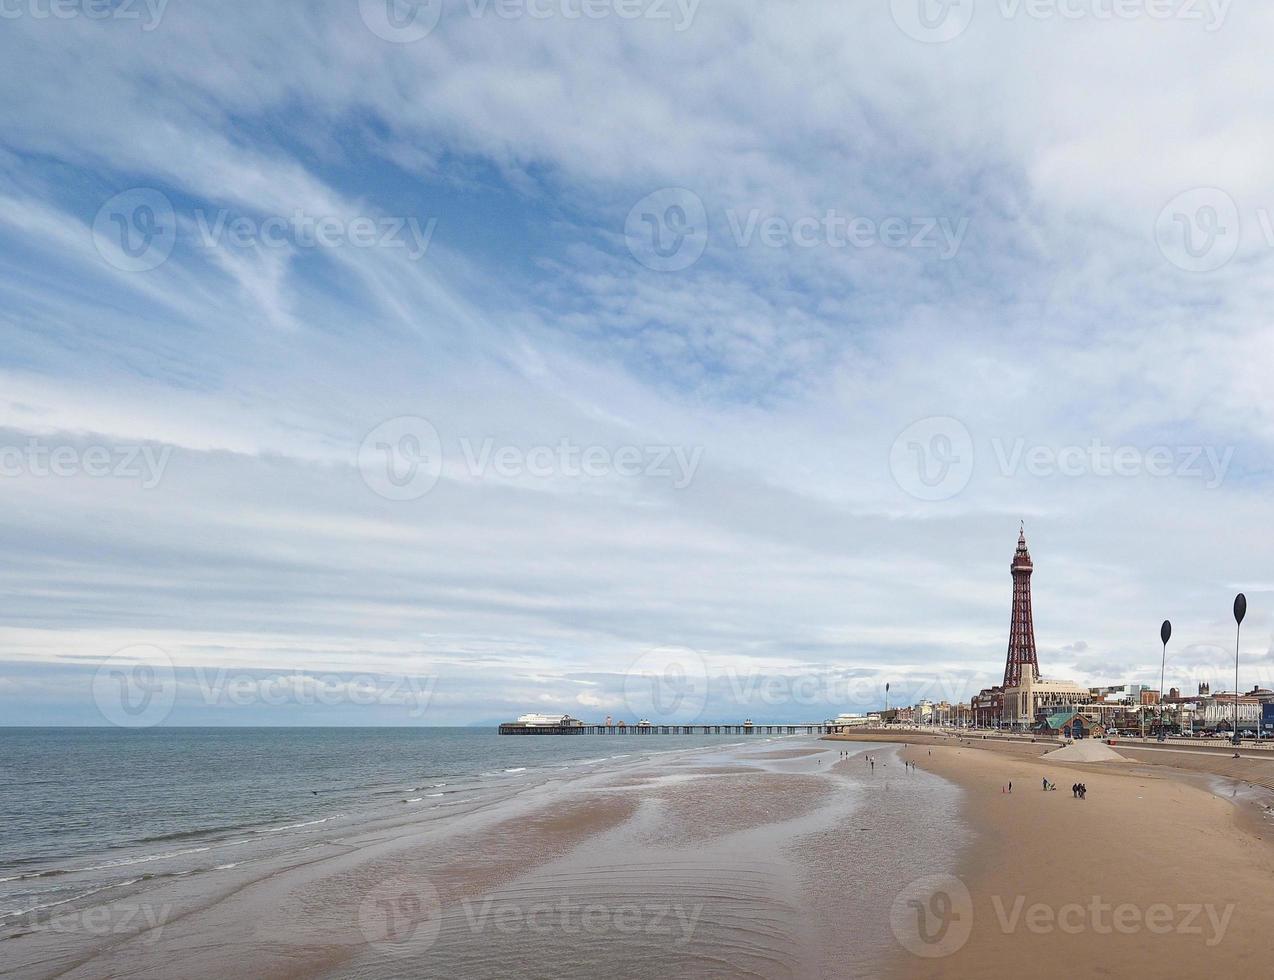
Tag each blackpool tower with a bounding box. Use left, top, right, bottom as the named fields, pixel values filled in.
left=1003, top=524, right=1041, bottom=688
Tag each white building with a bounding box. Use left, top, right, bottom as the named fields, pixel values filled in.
left=1002, top=675, right=1092, bottom=729
left=515, top=713, right=583, bottom=727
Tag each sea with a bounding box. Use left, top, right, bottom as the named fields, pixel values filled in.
left=0, top=727, right=760, bottom=924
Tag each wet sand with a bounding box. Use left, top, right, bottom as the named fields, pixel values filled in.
left=4, top=737, right=967, bottom=980
left=831, top=732, right=1274, bottom=978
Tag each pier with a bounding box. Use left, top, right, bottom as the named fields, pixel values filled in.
left=498, top=722, right=832, bottom=735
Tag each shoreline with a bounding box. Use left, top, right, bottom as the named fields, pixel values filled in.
left=830, top=731, right=1274, bottom=977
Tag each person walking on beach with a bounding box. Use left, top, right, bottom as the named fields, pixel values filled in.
left=1007, top=780, right=1012, bottom=793
left=1071, top=783, right=1077, bottom=797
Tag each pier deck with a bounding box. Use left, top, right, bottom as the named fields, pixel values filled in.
left=498, top=723, right=832, bottom=735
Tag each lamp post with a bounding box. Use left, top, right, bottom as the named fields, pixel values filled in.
left=884, top=682, right=890, bottom=725
left=1233, top=594, right=1246, bottom=745
left=1159, top=620, right=1171, bottom=738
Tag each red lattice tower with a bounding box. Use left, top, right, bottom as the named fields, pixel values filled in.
left=1003, top=524, right=1040, bottom=688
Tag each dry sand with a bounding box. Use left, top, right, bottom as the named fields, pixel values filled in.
left=831, top=732, right=1274, bottom=978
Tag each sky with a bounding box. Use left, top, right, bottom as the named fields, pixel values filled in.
left=2, top=0, right=1273, bottom=726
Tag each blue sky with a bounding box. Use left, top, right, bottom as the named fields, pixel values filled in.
left=2, top=0, right=1274, bottom=725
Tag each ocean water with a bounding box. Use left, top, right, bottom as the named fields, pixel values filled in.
left=0, top=727, right=755, bottom=922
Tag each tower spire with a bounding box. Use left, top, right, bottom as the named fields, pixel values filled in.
left=1004, top=524, right=1040, bottom=688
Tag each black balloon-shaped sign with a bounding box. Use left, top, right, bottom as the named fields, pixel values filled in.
left=1234, top=593, right=1247, bottom=625
left=1161, top=620, right=1172, bottom=645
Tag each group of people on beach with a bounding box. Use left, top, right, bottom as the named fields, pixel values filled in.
left=1071, top=782, right=1088, bottom=799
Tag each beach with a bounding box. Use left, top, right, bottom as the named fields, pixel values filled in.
left=830, top=731, right=1274, bottom=978
left=6, top=731, right=1274, bottom=979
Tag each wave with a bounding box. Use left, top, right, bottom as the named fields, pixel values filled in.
left=259, top=816, right=343, bottom=833
left=0, top=877, right=144, bottom=921
left=0, top=845, right=214, bottom=882
left=1, top=814, right=343, bottom=883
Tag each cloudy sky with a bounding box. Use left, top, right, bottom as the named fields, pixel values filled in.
left=2, top=0, right=1273, bottom=725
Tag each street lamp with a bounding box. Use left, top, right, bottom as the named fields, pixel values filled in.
left=1233, top=594, right=1246, bottom=745
left=1159, top=620, right=1171, bottom=738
